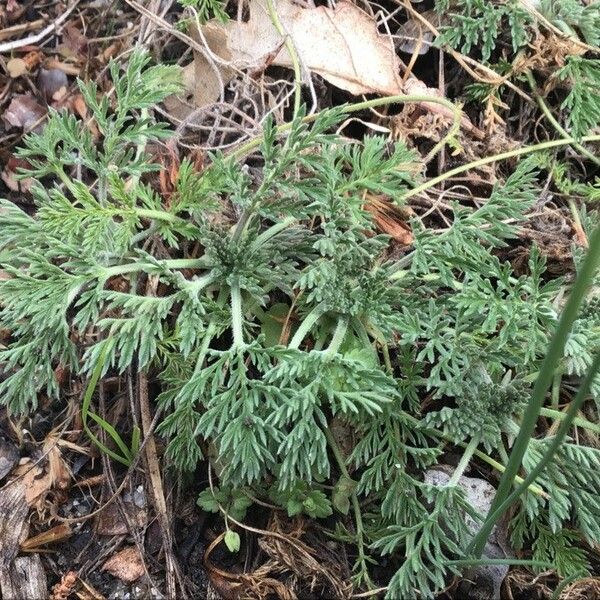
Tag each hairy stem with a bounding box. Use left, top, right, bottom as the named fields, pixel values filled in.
left=194, top=289, right=229, bottom=374
left=448, top=434, right=480, bottom=486
left=265, top=0, right=302, bottom=117
left=324, top=426, right=374, bottom=591
left=228, top=94, right=463, bottom=161
left=101, top=257, right=209, bottom=279
left=288, top=302, right=328, bottom=349
left=324, top=316, right=349, bottom=356
left=230, top=279, right=245, bottom=349
left=136, top=208, right=182, bottom=223
left=525, top=71, right=600, bottom=167
left=251, top=216, right=297, bottom=250
left=405, top=133, right=600, bottom=200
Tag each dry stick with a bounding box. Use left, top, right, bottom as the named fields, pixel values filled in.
left=125, top=0, right=245, bottom=83
left=139, top=370, right=184, bottom=600
left=0, top=1, right=81, bottom=53
left=98, top=382, right=158, bottom=595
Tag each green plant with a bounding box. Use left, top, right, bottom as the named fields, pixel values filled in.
left=179, top=0, right=229, bottom=23
left=2, top=49, right=600, bottom=599
left=556, top=56, right=600, bottom=140
left=435, top=0, right=531, bottom=61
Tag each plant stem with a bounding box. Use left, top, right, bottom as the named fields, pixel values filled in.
left=194, top=289, right=229, bottom=374
left=265, top=0, right=302, bottom=117
left=324, top=426, right=375, bottom=591
left=539, top=406, right=600, bottom=434
left=324, top=316, right=349, bottom=356
left=228, top=94, right=463, bottom=161
left=448, top=435, right=480, bottom=486
left=404, top=133, right=600, bottom=200
left=230, top=279, right=245, bottom=349
left=551, top=371, right=561, bottom=410
left=251, top=216, right=297, bottom=250
left=288, top=303, right=328, bottom=349
left=525, top=71, right=600, bottom=167
left=469, top=351, right=600, bottom=556
left=136, top=208, right=181, bottom=223
left=446, top=558, right=555, bottom=569
left=101, top=257, right=208, bottom=279
left=353, top=319, right=379, bottom=363
left=469, top=221, right=600, bottom=557
left=231, top=209, right=253, bottom=243
left=407, top=413, right=547, bottom=497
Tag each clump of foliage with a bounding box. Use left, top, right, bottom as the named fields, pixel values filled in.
left=1, top=49, right=600, bottom=599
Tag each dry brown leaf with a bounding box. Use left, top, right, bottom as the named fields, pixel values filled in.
left=2, top=94, right=47, bottom=132
left=10, top=438, right=70, bottom=507
left=21, top=523, right=72, bottom=551
left=96, top=500, right=147, bottom=536
left=102, top=546, right=145, bottom=583
left=1, top=156, right=34, bottom=193
left=365, top=196, right=414, bottom=245
left=183, top=0, right=402, bottom=109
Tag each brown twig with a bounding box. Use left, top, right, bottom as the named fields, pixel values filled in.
left=0, top=1, right=81, bottom=53
left=139, top=369, right=185, bottom=599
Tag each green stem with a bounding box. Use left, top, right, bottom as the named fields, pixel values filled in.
left=56, top=165, right=79, bottom=196
left=469, top=224, right=600, bottom=556
left=231, top=209, right=253, bottom=244
left=497, top=444, right=510, bottom=465
left=130, top=223, right=159, bottom=245
left=251, top=216, right=297, bottom=250
left=101, top=257, right=208, bottom=279
left=230, top=279, right=245, bottom=349
left=539, top=406, right=600, bottom=434
left=408, top=413, right=547, bottom=497
left=551, top=571, right=588, bottom=600
left=187, top=271, right=218, bottom=293
left=353, top=319, right=379, bottom=364
left=404, top=133, right=600, bottom=200
left=448, top=435, right=480, bottom=486
left=228, top=94, right=463, bottom=161
left=288, top=303, right=328, bottom=349
left=136, top=208, right=181, bottom=223
left=194, top=289, right=229, bottom=374
left=470, top=351, right=600, bottom=557
left=446, top=558, right=555, bottom=569
left=325, top=316, right=349, bottom=356
left=551, top=371, right=561, bottom=410
left=265, top=0, right=302, bottom=117
left=324, top=426, right=375, bottom=591
left=525, top=71, right=600, bottom=167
